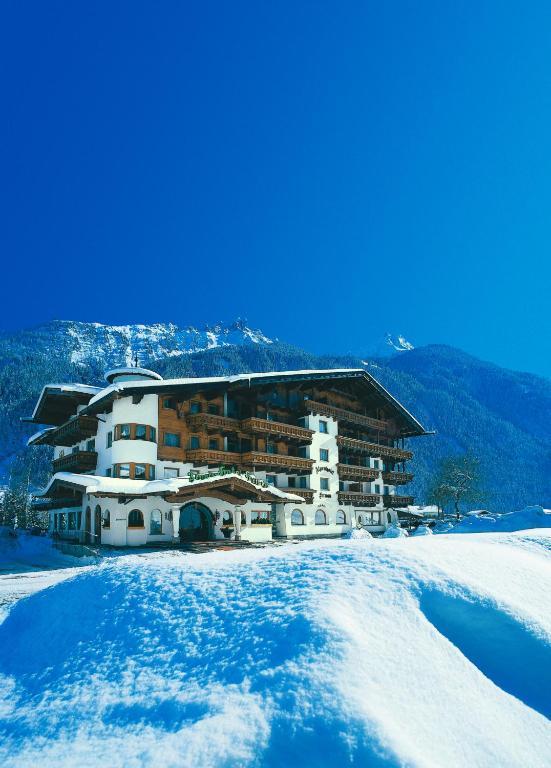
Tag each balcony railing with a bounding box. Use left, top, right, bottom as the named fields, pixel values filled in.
left=241, top=452, right=314, bottom=472
left=280, top=487, right=314, bottom=503
left=185, top=449, right=242, bottom=466
left=383, top=495, right=414, bottom=507
left=39, top=415, right=98, bottom=447
left=336, top=435, right=412, bottom=461
left=53, top=450, right=98, bottom=474
left=241, top=417, right=314, bottom=442
left=382, top=471, right=414, bottom=486
left=337, top=491, right=381, bottom=507
left=185, top=413, right=240, bottom=432
left=337, top=463, right=379, bottom=482
left=305, top=400, right=387, bottom=431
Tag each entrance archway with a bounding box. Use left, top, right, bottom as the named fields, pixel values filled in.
left=179, top=502, right=213, bottom=542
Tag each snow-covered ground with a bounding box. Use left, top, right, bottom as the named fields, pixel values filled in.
left=0, top=528, right=550, bottom=768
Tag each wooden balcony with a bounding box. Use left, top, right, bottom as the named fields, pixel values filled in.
left=241, top=417, right=314, bottom=442
left=185, top=413, right=240, bottom=432
left=185, top=449, right=242, bottom=466
left=53, top=450, right=97, bottom=474
left=383, top=495, right=414, bottom=507
left=305, top=400, right=387, bottom=431
left=336, top=435, right=412, bottom=461
left=382, top=471, right=414, bottom=486
left=337, top=463, right=379, bottom=482
left=241, top=452, right=314, bottom=472
left=40, top=415, right=98, bottom=447
left=280, top=487, right=314, bottom=503
left=337, top=491, right=381, bottom=507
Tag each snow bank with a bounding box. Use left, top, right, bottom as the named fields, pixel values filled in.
left=343, top=527, right=373, bottom=539
left=381, top=524, right=408, bottom=538
left=0, top=534, right=550, bottom=767
left=0, top=529, right=97, bottom=571
left=410, top=524, right=433, bottom=536
left=444, top=505, right=551, bottom=535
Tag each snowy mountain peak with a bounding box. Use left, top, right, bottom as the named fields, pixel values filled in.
left=44, top=319, right=274, bottom=368
left=386, top=333, right=415, bottom=353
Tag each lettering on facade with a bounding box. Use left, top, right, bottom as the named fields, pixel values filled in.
left=187, top=465, right=269, bottom=488
left=315, top=466, right=335, bottom=474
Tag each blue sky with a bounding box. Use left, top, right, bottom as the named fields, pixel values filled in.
left=1, top=2, right=550, bottom=376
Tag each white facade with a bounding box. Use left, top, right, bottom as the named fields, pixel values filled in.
left=40, top=368, right=414, bottom=547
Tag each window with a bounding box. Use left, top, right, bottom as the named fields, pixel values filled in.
left=298, top=476, right=307, bottom=489
left=336, top=509, right=346, bottom=525
left=188, top=435, right=199, bottom=449
left=59, top=513, right=66, bottom=530
left=315, top=509, right=327, bottom=525
left=266, top=442, right=276, bottom=454
left=251, top=510, right=270, bottom=525
left=105, top=468, right=112, bottom=477
left=266, top=475, right=277, bottom=486
left=164, top=467, right=179, bottom=479
left=68, top=512, right=76, bottom=530
left=291, top=509, right=304, bottom=526
left=287, top=476, right=296, bottom=488
left=319, top=420, right=328, bottom=434
left=72, top=446, right=79, bottom=454
left=374, top=484, right=381, bottom=495
left=102, top=509, right=111, bottom=529
left=222, top=510, right=233, bottom=524
left=128, top=509, right=144, bottom=528
left=86, top=439, right=95, bottom=452
left=190, top=400, right=201, bottom=414
left=149, top=426, right=156, bottom=442
left=320, top=477, right=330, bottom=491
left=150, top=509, right=162, bottom=535
left=373, top=459, right=380, bottom=469
left=134, top=464, right=147, bottom=480
left=320, top=448, right=329, bottom=462
left=164, top=432, right=181, bottom=448
left=120, top=424, right=131, bottom=440
left=53, top=513, right=58, bottom=531
left=163, top=397, right=176, bottom=409
left=387, top=512, right=392, bottom=524
left=384, top=485, right=390, bottom=495
left=207, top=403, right=220, bottom=415
left=135, top=424, right=147, bottom=440
left=106, top=431, right=113, bottom=448
left=149, top=465, right=155, bottom=480
left=118, top=464, right=131, bottom=478
left=77, top=511, right=82, bottom=529
left=208, top=438, right=219, bottom=450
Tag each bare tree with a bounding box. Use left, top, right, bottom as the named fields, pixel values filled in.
left=428, top=454, right=485, bottom=518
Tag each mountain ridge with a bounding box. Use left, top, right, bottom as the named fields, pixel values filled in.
left=0, top=320, right=549, bottom=511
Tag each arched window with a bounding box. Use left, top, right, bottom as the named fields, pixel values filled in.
left=128, top=509, right=144, bottom=528
left=315, top=509, right=326, bottom=526
left=222, top=510, right=233, bottom=524
left=77, top=510, right=82, bottom=530
left=291, top=509, right=304, bottom=526
left=387, top=511, right=392, bottom=524
left=102, top=509, right=111, bottom=529
left=336, top=509, right=346, bottom=525
left=150, top=509, right=162, bottom=535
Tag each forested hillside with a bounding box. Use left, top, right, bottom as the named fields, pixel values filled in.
left=0, top=321, right=549, bottom=510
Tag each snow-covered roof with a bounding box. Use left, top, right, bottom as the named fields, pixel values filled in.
left=83, top=368, right=426, bottom=436
left=27, top=427, right=56, bottom=447
left=37, top=471, right=304, bottom=503
left=26, top=383, right=102, bottom=424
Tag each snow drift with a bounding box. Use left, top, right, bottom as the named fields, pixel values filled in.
left=444, top=505, right=551, bottom=534
left=0, top=533, right=550, bottom=768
